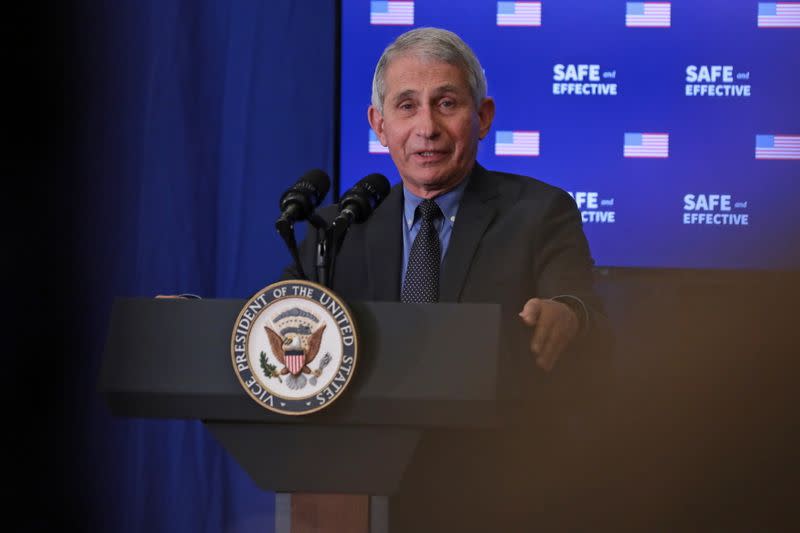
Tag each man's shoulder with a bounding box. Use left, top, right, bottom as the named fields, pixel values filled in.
left=478, top=165, right=573, bottom=204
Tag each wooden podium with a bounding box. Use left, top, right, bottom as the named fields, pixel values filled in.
left=99, top=298, right=501, bottom=532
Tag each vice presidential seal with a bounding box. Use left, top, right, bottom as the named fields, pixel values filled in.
left=230, top=280, right=358, bottom=415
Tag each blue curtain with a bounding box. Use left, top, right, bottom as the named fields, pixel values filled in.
left=71, top=1, right=335, bottom=531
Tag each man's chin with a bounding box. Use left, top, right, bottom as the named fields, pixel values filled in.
left=403, top=169, right=465, bottom=196
left=409, top=159, right=455, bottom=177
left=411, top=172, right=448, bottom=186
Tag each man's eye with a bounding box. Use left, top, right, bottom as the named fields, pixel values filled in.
left=398, top=102, right=414, bottom=111
left=440, top=99, right=456, bottom=108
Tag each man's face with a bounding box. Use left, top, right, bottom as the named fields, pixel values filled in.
left=368, top=54, right=495, bottom=198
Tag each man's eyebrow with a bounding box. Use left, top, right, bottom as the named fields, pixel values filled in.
left=391, top=84, right=466, bottom=105
left=431, top=84, right=462, bottom=96
left=392, top=89, right=417, bottom=104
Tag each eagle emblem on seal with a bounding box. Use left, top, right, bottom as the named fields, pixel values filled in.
left=265, top=322, right=327, bottom=390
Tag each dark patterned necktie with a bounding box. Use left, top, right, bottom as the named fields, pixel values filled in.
left=401, top=199, right=442, bottom=303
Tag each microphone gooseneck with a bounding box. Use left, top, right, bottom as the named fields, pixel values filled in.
left=275, top=169, right=331, bottom=280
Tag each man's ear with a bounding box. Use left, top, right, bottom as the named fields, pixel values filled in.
left=368, top=105, right=388, bottom=146
left=477, top=97, right=496, bottom=140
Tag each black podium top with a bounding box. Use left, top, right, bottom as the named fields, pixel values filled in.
left=100, top=298, right=501, bottom=429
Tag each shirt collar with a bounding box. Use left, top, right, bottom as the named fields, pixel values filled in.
left=402, top=175, right=470, bottom=230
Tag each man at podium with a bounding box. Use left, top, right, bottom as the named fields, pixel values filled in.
left=290, top=26, right=608, bottom=379
left=285, top=27, right=612, bottom=531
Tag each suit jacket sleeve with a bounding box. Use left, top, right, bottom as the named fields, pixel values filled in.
left=527, top=188, right=614, bottom=419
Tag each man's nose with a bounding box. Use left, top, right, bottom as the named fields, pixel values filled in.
left=415, top=105, right=440, bottom=139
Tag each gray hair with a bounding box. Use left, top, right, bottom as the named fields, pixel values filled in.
left=371, top=27, right=487, bottom=113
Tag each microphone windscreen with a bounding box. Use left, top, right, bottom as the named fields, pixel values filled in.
left=337, top=173, right=391, bottom=224
left=299, top=168, right=331, bottom=206
left=355, top=173, right=390, bottom=201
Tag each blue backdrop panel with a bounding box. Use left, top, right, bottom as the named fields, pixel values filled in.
left=341, top=0, right=800, bottom=269
left=76, top=0, right=334, bottom=531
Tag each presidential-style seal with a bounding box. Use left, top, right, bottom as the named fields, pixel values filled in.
left=230, top=280, right=358, bottom=415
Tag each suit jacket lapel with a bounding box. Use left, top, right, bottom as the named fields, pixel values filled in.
left=366, top=183, right=404, bottom=301
left=440, top=164, right=499, bottom=302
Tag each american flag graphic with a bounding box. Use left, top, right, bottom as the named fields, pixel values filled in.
left=495, top=130, right=540, bottom=156
left=496, top=2, right=542, bottom=27
left=757, top=3, right=800, bottom=27
left=755, top=134, right=800, bottom=159
left=369, top=130, right=390, bottom=154
left=625, top=2, right=671, bottom=27
left=370, top=1, right=414, bottom=25
left=624, top=133, right=669, bottom=158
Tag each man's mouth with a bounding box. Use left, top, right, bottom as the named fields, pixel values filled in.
left=413, top=150, right=448, bottom=162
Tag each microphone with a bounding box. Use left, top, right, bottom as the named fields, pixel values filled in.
left=331, top=173, right=391, bottom=232
left=325, top=173, right=390, bottom=289
left=275, top=169, right=330, bottom=282
left=276, top=169, right=331, bottom=229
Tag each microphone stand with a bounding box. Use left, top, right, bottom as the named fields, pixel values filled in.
left=325, top=214, right=352, bottom=291
left=275, top=217, right=308, bottom=280
left=276, top=212, right=332, bottom=286
left=308, top=213, right=330, bottom=287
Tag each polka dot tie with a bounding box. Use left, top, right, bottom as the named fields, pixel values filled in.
left=401, top=199, right=442, bottom=303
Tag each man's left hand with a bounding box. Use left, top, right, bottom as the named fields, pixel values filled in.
left=518, top=298, right=579, bottom=372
